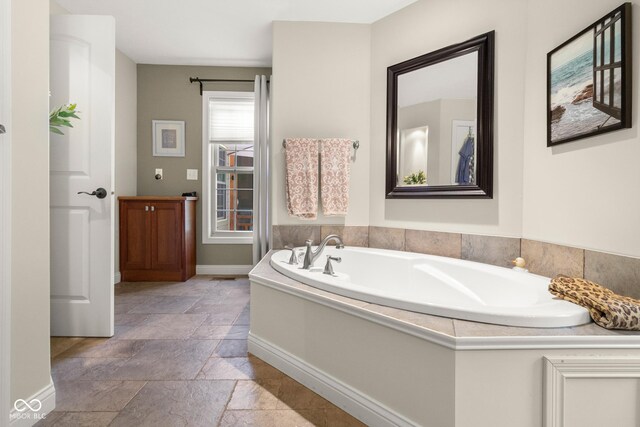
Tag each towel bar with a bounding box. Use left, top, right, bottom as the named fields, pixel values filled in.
left=282, top=139, right=360, bottom=151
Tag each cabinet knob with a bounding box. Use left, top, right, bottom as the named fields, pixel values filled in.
left=145, top=206, right=149, bottom=211
left=151, top=206, right=155, bottom=212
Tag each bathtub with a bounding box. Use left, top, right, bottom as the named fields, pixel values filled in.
left=269, top=246, right=591, bottom=328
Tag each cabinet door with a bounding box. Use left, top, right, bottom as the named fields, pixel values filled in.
left=150, top=202, right=183, bottom=271
left=120, top=201, right=151, bottom=270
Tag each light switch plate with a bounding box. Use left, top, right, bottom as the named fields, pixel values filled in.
left=187, top=169, right=198, bottom=180
left=155, top=168, right=163, bottom=180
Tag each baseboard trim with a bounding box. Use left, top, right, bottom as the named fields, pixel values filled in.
left=113, top=271, right=121, bottom=284
left=248, top=333, right=417, bottom=427
left=9, top=379, right=55, bottom=426
left=196, top=265, right=252, bottom=275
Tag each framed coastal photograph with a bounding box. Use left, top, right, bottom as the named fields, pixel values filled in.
left=152, top=120, right=185, bottom=157
left=547, top=3, right=632, bottom=147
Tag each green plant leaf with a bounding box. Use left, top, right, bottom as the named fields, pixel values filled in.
left=49, top=103, right=81, bottom=135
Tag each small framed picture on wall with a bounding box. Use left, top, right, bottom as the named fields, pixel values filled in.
left=152, top=120, right=185, bottom=157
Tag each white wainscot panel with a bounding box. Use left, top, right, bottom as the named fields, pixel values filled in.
left=544, top=356, right=640, bottom=427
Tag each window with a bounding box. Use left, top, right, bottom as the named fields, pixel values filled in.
left=202, top=91, right=255, bottom=244
left=593, top=10, right=623, bottom=119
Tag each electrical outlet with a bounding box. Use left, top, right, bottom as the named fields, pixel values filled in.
left=187, top=169, right=198, bottom=180
left=155, top=168, right=163, bottom=180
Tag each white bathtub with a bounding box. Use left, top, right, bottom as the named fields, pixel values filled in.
left=269, top=246, right=591, bottom=328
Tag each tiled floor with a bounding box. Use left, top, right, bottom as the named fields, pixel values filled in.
left=39, top=276, right=365, bottom=427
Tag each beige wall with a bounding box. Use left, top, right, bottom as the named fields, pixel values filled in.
left=11, top=0, right=52, bottom=402
left=271, top=0, right=638, bottom=259
left=136, top=64, right=270, bottom=265
left=521, top=0, right=640, bottom=258
left=369, top=0, right=526, bottom=237
left=271, top=22, right=371, bottom=226
left=114, top=51, right=137, bottom=276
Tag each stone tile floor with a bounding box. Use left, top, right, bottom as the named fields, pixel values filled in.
left=38, top=276, right=365, bottom=427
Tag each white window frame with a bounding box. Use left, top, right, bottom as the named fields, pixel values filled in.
left=202, top=90, right=254, bottom=244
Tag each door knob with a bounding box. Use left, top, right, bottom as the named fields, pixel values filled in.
left=77, top=187, right=108, bottom=199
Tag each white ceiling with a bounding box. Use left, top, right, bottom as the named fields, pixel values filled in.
left=55, top=0, right=418, bottom=67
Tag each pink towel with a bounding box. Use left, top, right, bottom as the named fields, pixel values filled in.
left=320, top=138, right=352, bottom=216
left=285, top=138, right=319, bottom=220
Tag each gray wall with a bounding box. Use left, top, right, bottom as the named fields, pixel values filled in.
left=136, top=64, right=271, bottom=266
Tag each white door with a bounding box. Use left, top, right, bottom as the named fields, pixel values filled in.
left=50, top=15, right=115, bottom=337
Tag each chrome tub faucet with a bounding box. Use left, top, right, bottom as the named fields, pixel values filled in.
left=302, top=234, right=345, bottom=269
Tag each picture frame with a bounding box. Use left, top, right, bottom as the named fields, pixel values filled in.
left=547, top=2, right=632, bottom=147
left=152, top=120, right=185, bottom=157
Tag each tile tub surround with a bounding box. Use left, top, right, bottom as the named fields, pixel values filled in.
left=368, top=226, right=406, bottom=251
left=521, top=239, right=584, bottom=278
left=320, top=225, right=369, bottom=247
left=272, top=225, right=640, bottom=299
left=39, top=276, right=363, bottom=427
left=405, top=229, right=461, bottom=259
left=461, top=234, right=520, bottom=267
left=585, top=250, right=640, bottom=300
left=271, top=225, right=321, bottom=248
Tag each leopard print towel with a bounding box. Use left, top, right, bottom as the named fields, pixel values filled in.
left=549, top=275, right=640, bottom=330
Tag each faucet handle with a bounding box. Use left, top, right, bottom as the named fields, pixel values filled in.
left=284, top=245, right=300, bottom=265
left=323, top=255, right=342, bottom=276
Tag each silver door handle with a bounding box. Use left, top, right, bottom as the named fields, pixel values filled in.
left=145, top=206, right=149, bottom=211
left=0, top=124, right=5, bottom=134
left=151, top=206, right=155, bottom=212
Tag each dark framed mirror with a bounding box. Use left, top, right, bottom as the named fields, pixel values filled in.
left=386, top=31, right=495, bottom=198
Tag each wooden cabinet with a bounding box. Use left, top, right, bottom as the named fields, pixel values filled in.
left=119, top=196, right=197, bottom=281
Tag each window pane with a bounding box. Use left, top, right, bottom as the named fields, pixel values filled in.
left=614, top=20, right=622, bottom=63
left=594, top=72, right=600, bottom=103
left=596, top=33, right=602, bottom=66
left=235, top=210, right=253, bottom=231
left=603, top=69, right=610, bottom=104
left=215, top=144, right=254, bottom=168
left=215, top=211, right=231, bottom=231
left=216, top=172, right=253, bottom=190
left=604, top=27, right=611, bottom=64
left=613, top=68, right=621, bottom=108
left=215, top=210, right=254, bottom=232
left=237, top=190, right=254, bottom=211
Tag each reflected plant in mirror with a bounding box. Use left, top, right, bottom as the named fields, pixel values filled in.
left=386, top=31, right=494, bottom=198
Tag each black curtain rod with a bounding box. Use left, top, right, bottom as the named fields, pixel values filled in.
left=189, top=77, right=269, bottom=95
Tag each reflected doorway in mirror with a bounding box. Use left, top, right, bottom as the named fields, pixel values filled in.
left=451, top=120, right=476, bottom=185
left=398, top=126, right=428, bottom=186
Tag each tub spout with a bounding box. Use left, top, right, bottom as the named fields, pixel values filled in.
left=302, top=234, right=345, bottom=269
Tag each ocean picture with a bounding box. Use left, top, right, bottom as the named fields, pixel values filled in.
left=547, top=4, right=630, bottom=146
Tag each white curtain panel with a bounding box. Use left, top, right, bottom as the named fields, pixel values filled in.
left=253, top=75, right=270, bottom=265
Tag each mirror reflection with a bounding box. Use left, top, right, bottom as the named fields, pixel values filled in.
left=396, top=51, right=477, bottom=187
